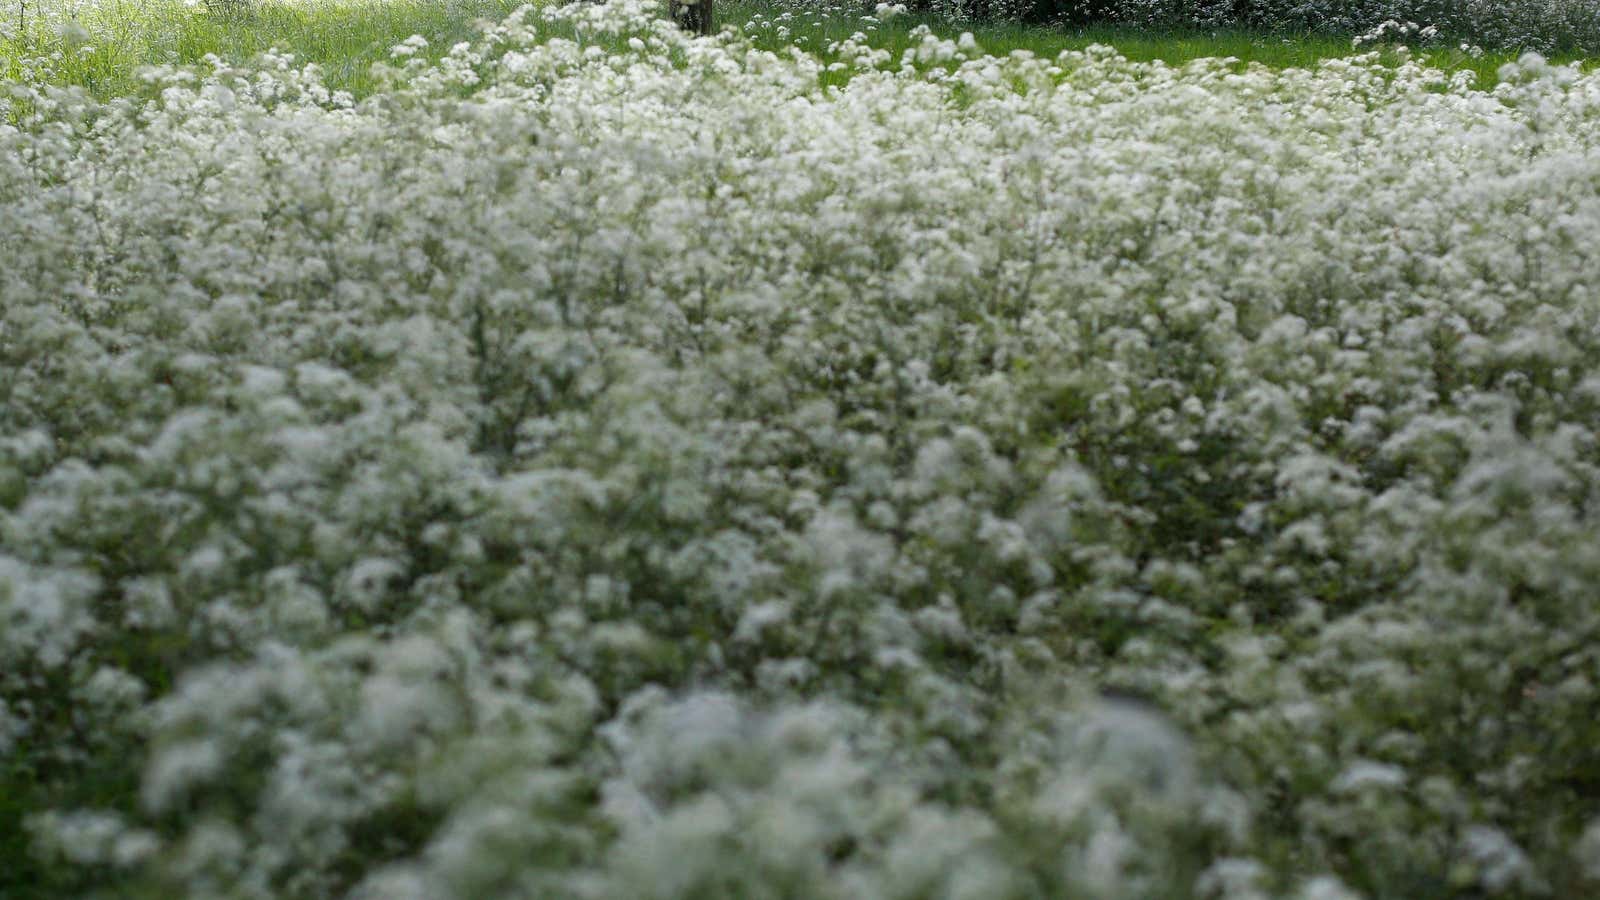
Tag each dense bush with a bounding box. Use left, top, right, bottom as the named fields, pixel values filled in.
left=898, top=0, right=1600, bottom=52
left=4, top=1, right=1600, bottom=896
left=1130, top=0, right=1600, bottom=51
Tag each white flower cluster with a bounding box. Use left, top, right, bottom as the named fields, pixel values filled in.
left=4, top=2, right=1600, bottom=896
left=1351, top=19, right=1438, bottom=48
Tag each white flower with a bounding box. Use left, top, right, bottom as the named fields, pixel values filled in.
left=391, top=34, right=430, bottom=58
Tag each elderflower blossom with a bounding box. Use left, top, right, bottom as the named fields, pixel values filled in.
left=4, top=0, right=1600, bottom=896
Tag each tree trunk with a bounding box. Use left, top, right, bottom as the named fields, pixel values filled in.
left=671, top=0, right=713, bottom=35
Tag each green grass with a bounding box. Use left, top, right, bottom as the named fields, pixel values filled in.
left=0, top=0, right=1594, bottom=100
left=1, top=0, right=525, bottom=98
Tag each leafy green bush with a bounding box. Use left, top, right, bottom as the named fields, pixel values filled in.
left=890, top=0, right=1600, bottom=51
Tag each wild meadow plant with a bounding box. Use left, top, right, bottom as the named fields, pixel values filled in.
left=3, top=1, right=1600, bottom=896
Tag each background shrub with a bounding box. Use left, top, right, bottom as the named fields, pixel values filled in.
left=890, top=0, right=1600, bottom=51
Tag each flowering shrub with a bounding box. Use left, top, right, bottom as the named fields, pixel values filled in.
left=884, top=0, right=1600, bottom=53
left=4, top=2, right=1600, bottom=896
left=1107, top=0, right=1600, bottom=52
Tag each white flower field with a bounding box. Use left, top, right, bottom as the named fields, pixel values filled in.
left=3, top=1, right=1600, bottom=896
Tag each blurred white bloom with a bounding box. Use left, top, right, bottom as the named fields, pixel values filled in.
left=1331, top=761, right=1408, bottom=795
left=1577, top=819, right=1600, bottom=881
left=1461, top=826, right=1543, bottom=894
left=142, top=740, right=225, bottom=814
left=4, top=0, right=1600, bottom=893
left=1296, top=876, right=1362, bottom=900
left=391, top=34, right=430, bottom=58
